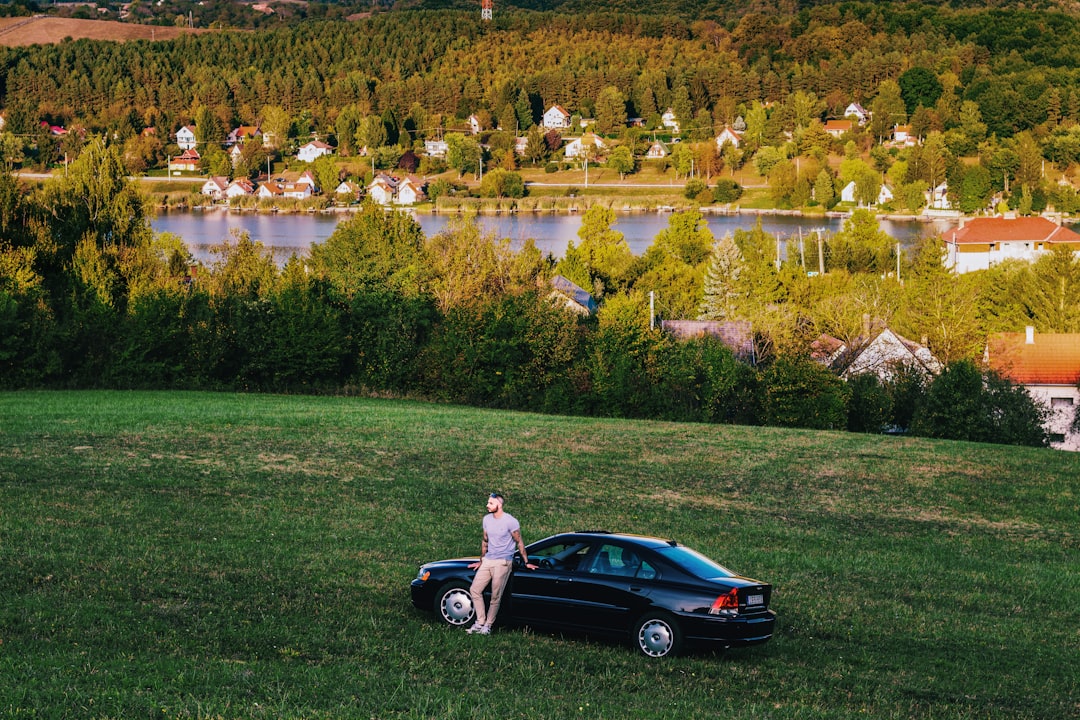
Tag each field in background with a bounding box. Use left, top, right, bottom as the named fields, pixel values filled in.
left=1, top=391, right=1076, bottom=718
left=0, top=17, right=208, bottom=46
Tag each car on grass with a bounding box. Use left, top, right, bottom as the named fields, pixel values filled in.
left=410, top=531, right=776, bottom=658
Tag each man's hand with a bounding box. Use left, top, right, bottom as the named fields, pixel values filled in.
left=468, top=561, right=480, bottom=569
left=524, top=562, right=538, bottom=570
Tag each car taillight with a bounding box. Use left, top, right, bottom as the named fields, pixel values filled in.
left=709, top=588, right=739, bottom=616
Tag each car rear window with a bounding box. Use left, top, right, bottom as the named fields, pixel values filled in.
left=656, top=546, right=735, bottom=580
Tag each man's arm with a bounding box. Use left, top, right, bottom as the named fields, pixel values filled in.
left=512, top=529, right=537, bottom=569
left=469, top=529, right=489, bottom=569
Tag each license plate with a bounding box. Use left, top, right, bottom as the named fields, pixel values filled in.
left=747, top=594, right=763, bottom=606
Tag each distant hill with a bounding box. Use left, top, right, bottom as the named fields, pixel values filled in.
left=0, top=16, right=210, bottom=46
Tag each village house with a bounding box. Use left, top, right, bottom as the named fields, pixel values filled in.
left=200, top=176, right=230, bottom=199
left=542, top=104, right=572, bottom=129
left=424, top=139, right=449, bottom=158
left=943, top=216, right=1080, bottom=273
left=257, top=180, right=312, bottom=200
left=645, top=141, right=669, bottom=159
left=548, top=275, right=597, bottom=316
left=818, top=326, right=941, bottom=381
left=168, top=148, right=200, bottom=173
left=225, top=178, right=255, bottom=198
left=297, top=140, right=334, bottom=163
left=396, top=175, right=427, bottom=205
left=927, top=182, right=952, bottom=211
left=228, top=143, right=244, bottom=166
left=715, top=126, right=742, bottom=150
left=175, top=125, right=197, bottom=150
left=823, top=119, right=854, bottom=138
left=660, top=320, right=755, bottom=362
left=467, top=114, right=482, bottom=135
left=892, top=124, right=917, bottom=146
left=514, top=136, right=529, bottom=156
left=564, top=133, right=607, bottom=159
left=987, top=327, right=1080, bottom=451
left=227, top=125, right=262, bottom=146
left=844, top=102, right=871, bottom=125
left=661, top=108, right=680, bottom=134
left=333, top=180, right=363, bottom=202
left=367, top=173, right=399, bottom=205
left=840, top=181, right=894, bottom=206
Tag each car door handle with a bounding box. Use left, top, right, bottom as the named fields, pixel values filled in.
left=556, top=577, right=573, bottom=583
left=630, top=586, right=643, bottom=592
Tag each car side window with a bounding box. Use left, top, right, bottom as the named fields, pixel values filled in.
left=530, top=541, right=592, bottom=572
left=588, top=544, right=655, bottom=578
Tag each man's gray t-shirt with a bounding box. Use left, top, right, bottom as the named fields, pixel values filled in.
left=483, top=512, right=520, bottom=560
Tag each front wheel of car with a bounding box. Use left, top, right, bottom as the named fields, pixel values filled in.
left=633, top=612, right=683, bottom=658
left=434, top=581, right=475, bottom=627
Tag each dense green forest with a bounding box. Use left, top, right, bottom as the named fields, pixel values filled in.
left=5, top=4, right=1080, bottom=146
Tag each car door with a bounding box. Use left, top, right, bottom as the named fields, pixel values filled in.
left=509, top=540, right=596, bottom=628
left=562, top=542, right=657, bottom=633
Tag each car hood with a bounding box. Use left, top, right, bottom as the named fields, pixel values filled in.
left=420, top=557, right=480, bottom=570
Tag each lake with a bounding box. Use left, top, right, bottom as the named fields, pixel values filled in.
left=152, top=209, right=960, bottom=264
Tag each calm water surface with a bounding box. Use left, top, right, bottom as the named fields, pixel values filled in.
left=152, top=209, right=959, bottom=264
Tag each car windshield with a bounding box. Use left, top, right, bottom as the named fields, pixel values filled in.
left=655, top=546, right=735, bottom=580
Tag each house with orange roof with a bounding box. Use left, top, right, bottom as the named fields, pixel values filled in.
left=823, top=119, right=854, bottom=138
left=715, top=126, right=742, bottom=150
left=543, top=105, right=572, bottom=129
left=943, top=216, right=1080, bottom=273
left=168, top=148, right=200, bottom=173
left=987, top=327, right=1080, bottom=451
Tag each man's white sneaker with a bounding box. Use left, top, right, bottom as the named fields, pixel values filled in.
left=466, top=623, right=486, bottom=634
left=475, top=624, right=491, bottom=635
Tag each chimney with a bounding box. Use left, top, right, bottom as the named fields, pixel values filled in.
left=1025, top=326, right=1035, bottom=344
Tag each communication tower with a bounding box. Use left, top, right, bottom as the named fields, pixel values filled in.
left=481, top=0, right=492, bottom=21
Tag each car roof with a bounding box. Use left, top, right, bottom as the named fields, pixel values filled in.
left=546, top=531, right=678, bottom=550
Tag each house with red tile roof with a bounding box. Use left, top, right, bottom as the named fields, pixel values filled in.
left=943, top=216, right=1080, bottom=273
left=987, top=327, right=1080, bottom=451
left=168, top=148, right=200, bottom=173
left=715, top=126, right=743, bottom=150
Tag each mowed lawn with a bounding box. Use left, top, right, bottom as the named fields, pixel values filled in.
left=0, top=391, right=1076, bottom=719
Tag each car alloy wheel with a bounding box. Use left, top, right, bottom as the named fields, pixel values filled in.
left=635, top=613, right=682, bottom=658
left=435, top=581, right=475, bottom=627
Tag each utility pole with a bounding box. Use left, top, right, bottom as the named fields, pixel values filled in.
left=649, top=291, right=655, bottom=331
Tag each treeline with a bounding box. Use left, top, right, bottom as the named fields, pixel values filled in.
left=5, top=4, right=1080, bottom=150
left=0, top=139, right=1058, bottom=446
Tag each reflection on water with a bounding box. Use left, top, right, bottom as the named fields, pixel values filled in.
left=152, top=208, right=959, bottom=264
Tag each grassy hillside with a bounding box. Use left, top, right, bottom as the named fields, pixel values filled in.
left=0, top=391, right=1076, bottom=719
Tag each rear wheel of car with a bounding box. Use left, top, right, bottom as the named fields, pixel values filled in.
left=634, top=612, right=682, bottom=658
left=434, top=581, right=475, bottom=627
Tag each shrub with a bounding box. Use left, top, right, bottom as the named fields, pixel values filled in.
left=545, top=162, right=559, bottom=173
left=713, top=178, right=743, bottom=203
left=684, top=178, right=707, bottom=200
left=846, top=373, right=893, bottom=433
left=760, top=355, right=849, bottom=430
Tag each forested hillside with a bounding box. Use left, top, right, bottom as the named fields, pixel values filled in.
left=3, top=4, right=1080, bottom=143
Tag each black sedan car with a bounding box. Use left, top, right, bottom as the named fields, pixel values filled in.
left=410, top=531, right=775, bottom=657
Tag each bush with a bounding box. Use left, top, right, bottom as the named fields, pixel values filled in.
left=846, top=373, right=893, bottom=433
left=760, top=355, right=849, bottom=430
left=910, top=360, right=1049, bottom=447
left=684, top=178, right=707, bottom=200
left=713, top=178, right=743, bottom=203
left=545, top=162, right=559, bottom=174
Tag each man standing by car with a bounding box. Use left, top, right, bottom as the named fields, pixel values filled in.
left=467, top=492, right=535, bottom=635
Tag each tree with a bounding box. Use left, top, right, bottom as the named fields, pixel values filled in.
left=478, top=168, right=524, bottom=198
left=524, top=125, right=547, bottom=165
left=828, top=209, right=892, bottom=275
left=814, top=168, right=836, bottom=208
left=310, top=155, right=341, bottom=195
left=594, top=86, right=628, bottom=136
left=307, top=200, right=427, bottom=297
left=573, top=205, right=634, bottom=293
left=760, top=355, right=848, bottom=430
left=957, top=165, right=993, bottom=214
left=260, top=105, right=291, bottom=149
left=446, top=133, right=481, bottom=178
left=355, top=115, right=387, bottom=154
left=698, top=232, right=744, bottom=321
left=606, top=145, right=636, bottom=179
left=869, top=80, right=906, bottom=142
left=910, top=360, right=1048, bottom=447
left=335, top=105, right=363, bottom=156
left=899, top=67, right=943, bottom=115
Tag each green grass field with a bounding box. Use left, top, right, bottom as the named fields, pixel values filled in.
left=1, top=391, right=1076, bottom=719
